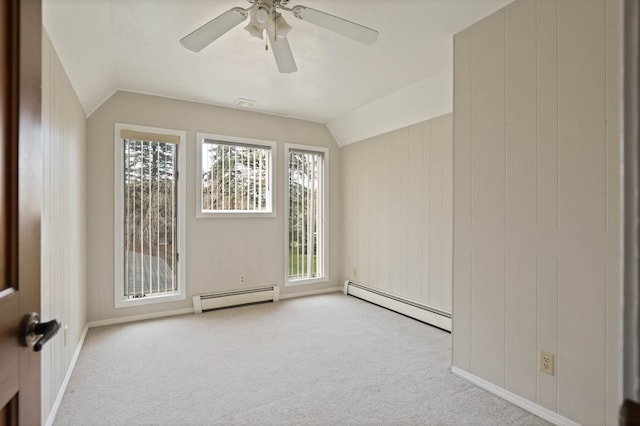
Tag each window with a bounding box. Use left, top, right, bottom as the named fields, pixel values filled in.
left=196, top=133, right=275, bottom=218
left=285, top=144, right=328, bottom=285
left=114, top=124, right=186, bottom=307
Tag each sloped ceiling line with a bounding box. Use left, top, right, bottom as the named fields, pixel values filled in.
left=43, top=0, right=514, bottom=146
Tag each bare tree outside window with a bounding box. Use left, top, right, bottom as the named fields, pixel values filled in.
left=123, top=138, right=178, bottom=298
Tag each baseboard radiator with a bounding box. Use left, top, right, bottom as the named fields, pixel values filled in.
left=193, top=286, right=280, bottom=314
left=343, top=281, right=451, bottom=331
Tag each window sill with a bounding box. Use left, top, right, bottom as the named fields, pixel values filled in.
left=285, top=277, right=329, bottom=287
left=115, top=292, right=185, bottom=309
left=196, top=211, right=276, bottom=219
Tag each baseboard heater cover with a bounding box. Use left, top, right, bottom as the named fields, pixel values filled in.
left=343, top=280, right=451, bottom=331
left=193, top=286, right=280, bottom=314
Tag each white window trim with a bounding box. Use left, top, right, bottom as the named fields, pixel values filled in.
left=114, top=123, right=187, bottom=308
left=284, top=143, right=329, bottom=287
left=196, top=132, right=276, bottom=219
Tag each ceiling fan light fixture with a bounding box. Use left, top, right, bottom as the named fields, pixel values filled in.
left=274, top=13, right=292, bottom=39
left=244, top=23, right=264, bottom=39
left=249, top=2, right=273, bottom=30
left=255, top=7, right=270, bottom=24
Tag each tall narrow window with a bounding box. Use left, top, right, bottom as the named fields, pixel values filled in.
left=197, top=133, right=275, bottom=218
left=285, top=144, right=328, bottom=285
left=114, top=124, right=186, bottom=307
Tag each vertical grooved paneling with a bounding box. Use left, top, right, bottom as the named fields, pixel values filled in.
left=341, top=146, right=357, bottom=285
left=368, top=141, right=378, bottom=286
left=430, top=117, right=445, bottom=308
left=604, top=0, right=621, bottom=424
left=557, top=1, right=607, bottom=424
left=377, top=134, right=390, bottom=289
left=340, top=114, right=453, bottom=314
left=406, top=123, right=423, bottom=301
left=557, top=3, right=607, bottom=231
left=469, top=9, right=506, bottom=387
left=41, top=30, right=87, bottom=423
left=453, top=29, right=471, bottom=370
left=453, top=0, right=620, bottom=423
left=504, top=0, right=538, bottom=403
left=536, top=0, right=559, bottom=410
left=422, top=122, right=432, bottom=303
left=357, top=141, right=370, bottom=286
left=387, top=133, right=400, bottom=295
left=400, top=128, right=409, bottom=297
left=441, top=114, right=454, bottom=313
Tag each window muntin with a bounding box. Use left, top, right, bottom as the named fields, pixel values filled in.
left=286, top=145, right=328, bottom=285
left=115, top=124, right=186, bottom=307
left=197, top=133, right=275, bottom=217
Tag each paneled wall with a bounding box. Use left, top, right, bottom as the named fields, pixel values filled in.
left=452, top=0, right=620, bottom=424
left=341, top=114, right=453, bottom=313
left=41, top=31, right=87, bottom=423
left=86, top=91, right=341, bottom=322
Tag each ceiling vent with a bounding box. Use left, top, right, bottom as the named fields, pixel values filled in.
left=234, top=98, right=257, bottom=107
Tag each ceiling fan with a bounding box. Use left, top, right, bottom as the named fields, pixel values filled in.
left=180, top=0, right=379, bottom=74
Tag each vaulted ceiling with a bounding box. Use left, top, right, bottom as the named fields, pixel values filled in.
left=43, top=0, right=513, bottom=145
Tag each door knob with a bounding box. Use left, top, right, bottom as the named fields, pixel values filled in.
left=21, top=312, right=60, bottom=352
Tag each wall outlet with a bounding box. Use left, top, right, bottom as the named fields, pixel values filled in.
left=239, top=275, right=246, bottom=285
left=540, top=351, right=554, bottom=376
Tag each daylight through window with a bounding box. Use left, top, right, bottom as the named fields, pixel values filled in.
left=115, top=125, right=186, bottom=307
left=287, top=146, right=326, bottom=283
left=122, top=136, right=179, bottom=299
left=200, top=138, right=273, bottom=215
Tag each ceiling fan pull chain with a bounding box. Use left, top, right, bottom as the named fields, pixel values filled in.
left=273, top=9, right=277, bottom=42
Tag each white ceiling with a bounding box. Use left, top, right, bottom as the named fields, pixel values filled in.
left=43, top=0, right=513, bottom=145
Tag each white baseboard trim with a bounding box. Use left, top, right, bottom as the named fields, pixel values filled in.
left=451, top=367, right=579, bottom=426
left=44, top=324, right=89, bottom=426
left=87, top=307, right=194, bottom=328
left=344, top=280, right=452, bottom=331
left=90, top=289, right=342, bottom=327
left=279, top=286, right=342, bottom=300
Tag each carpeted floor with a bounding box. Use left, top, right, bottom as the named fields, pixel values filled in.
left=54, top=293, right=549, bottom=425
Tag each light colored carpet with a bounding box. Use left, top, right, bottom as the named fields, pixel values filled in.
left=54, top=293, right=549, bottom=425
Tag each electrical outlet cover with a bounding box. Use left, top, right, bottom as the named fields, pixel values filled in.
left=540, top=351, right=554, bottom=376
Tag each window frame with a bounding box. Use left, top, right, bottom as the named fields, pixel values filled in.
left=284, top=143, right=329, bottom=287
left=114, top=123, right=187, bottom=308
left=196, top=132, right=276, bottom=219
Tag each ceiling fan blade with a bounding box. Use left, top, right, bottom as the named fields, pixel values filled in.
left=266, top=26, right=297, bottom=73
left=180, top=7, right=248, bottom=52
left=291, top=6, right=378, bottom=45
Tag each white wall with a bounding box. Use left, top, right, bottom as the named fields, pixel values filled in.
left=86, top=91, right=342, bottom=322
left=340, top=114, right=453, bottom=313
left=41, top=30, right=87, bottom=423
left=452, top=0, right=621, bottom=424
